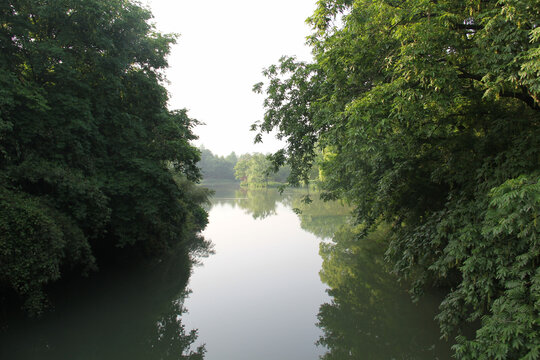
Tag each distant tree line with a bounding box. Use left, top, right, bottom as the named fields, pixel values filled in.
left=197, top=148, right=292, bottom=187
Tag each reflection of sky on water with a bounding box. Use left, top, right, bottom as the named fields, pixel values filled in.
left=188, top=185, right=451, bottom=360
left=183, top=194, right=332, bottom=360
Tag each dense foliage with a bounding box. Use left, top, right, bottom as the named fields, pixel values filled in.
left=0, top=0, right=207, bottom=313
left=254, top=0, right=540, bottom=358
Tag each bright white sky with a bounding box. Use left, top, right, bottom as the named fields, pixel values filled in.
left=143, top=0, right=316, bottom=156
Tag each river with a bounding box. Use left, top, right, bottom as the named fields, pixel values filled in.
left=0, top=184, right=451, bottom=359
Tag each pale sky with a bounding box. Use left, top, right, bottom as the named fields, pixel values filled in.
left=143, top=0, right=316, bottom=156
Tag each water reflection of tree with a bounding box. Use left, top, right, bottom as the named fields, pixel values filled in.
left=1, top=246, right=208, bottom=360
left=227, top=187, right=351, bottom=230
left=234, top=188, right=288, bottom=219
left=146, top=296, right=205, bottom=360
left=141, top=247, right=207, bottom=360
left=317, top=225, right=452, bottom=360
left=292, top=196, right=352, bottom=239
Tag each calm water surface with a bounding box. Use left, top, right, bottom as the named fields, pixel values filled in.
left=1, top=184, right=451, bottom=359
left=182, top=186, right=336, bottom=360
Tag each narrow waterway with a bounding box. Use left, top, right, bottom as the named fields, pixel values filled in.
left=182, top=184, right=452, bottom=359
left=181, top=186, right=335, bottom=359
left=0, top=184, right=451, bottom=359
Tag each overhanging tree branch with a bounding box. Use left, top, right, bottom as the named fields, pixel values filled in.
left=457, top=70, right=538, bottom=110
left=500, top=89, right=539, bottom=110
left=452, top=23, right=483, bottom=31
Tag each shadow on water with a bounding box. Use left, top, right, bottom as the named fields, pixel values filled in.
left=317, top=224, right=452, bottom=360
left=0, top=246, right=207, bottom=360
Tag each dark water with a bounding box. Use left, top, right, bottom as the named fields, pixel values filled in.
left=0, top=250, right=204, bottom=360
left=1, top=185, right=451, bottom=359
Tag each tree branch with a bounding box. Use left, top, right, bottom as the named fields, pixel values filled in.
left=457, top=69, right=482, bottom=82
left=452, top=23, right=483, bottom=31
left=500, top=89, right=539, bottom=111
left=457, top=70, right=538, bottom=110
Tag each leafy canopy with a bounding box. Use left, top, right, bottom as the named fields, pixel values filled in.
left=0, top=0, right=207, bottom=313
left=254, top=0, right=540, bottom=358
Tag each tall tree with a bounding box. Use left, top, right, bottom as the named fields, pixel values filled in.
left=0, top=0, right=207, bottom=313
left=254, top=0, right=540, bottom=357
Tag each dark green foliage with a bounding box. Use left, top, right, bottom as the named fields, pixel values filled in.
left=0, top=0, right=207, bottom=313
left=0, top=187, right=95, bottom=312
left=451, top=174, right=540, bottom=359
left=254, top=0, right=540, bottom=357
